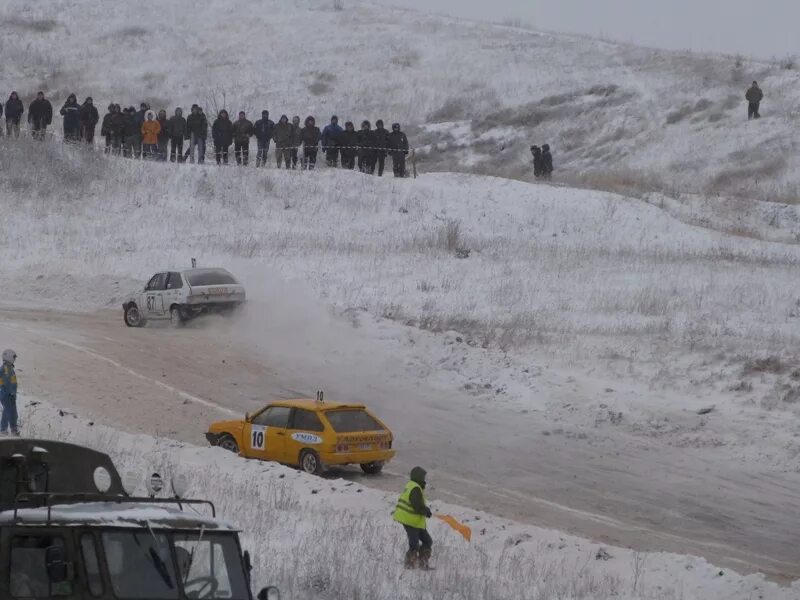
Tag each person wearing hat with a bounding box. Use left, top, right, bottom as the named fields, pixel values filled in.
left=28, top=91, right=53, bottom=141
left=79, top=97, right=99, bottom=145
left=745, top=81, right=763, bottom=120
left=388, top=123, right=410, bottom=178
left=254, top=110, right=275, bottom=168
left=393, top=466, right=433, bottom=569
left=0, top=349, right=19, bottom=436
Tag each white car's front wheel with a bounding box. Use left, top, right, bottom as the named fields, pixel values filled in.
left=124, top=304, right=146, bottom=328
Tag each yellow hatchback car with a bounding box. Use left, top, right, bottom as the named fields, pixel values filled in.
left=206, top=398, right=395, bottom=475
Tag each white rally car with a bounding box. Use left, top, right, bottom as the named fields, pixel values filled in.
left=122, top=267, right=246, bottom=327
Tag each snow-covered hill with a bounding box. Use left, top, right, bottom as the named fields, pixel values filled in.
left=1, top=0, right=799, bottom=199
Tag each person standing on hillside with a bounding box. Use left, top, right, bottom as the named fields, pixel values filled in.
left=141, top=111, right=161, bottom=159
left=0, top=349, right=19, bottom=437
left=321, top=115, right=343, bottom=167
left=393, top=466, right=433, bottom=569
left=300, top=116, right=321, bottom=170
left=79, top=97, right=99, bottom=146
left=373, top=120, right=391, bottom=176
left=357, top=120, right=376, bottom=174
left=745, top=81, right=763, bottom=120
left=273, top=114, right=293, bottom=169
left=4, top=92, right=24, bottom=139
left=28, top=91, right=53, bottom=141
left=254, top=110, right=275, bottom=168
left=232, top=111, right=254, bottom=166
left=109, top=105, right=126, bottom=155
left=100, top=104, right=115, bottom=153
left=541, top=144, right=553, bottom=180
left=156, top=109, right=169, bottom=160
left=123, top=107, right=141, bottom=157
left=60, top=94, right=81, bottom=142
left=388, top=123, right=409, bottom=177
left=131, top=102, right=149, bottom=158
left=530, top=145, right=542, bottom=178
left=166, top=107, right=187, bottom=162
left=186, top=104, right=208, bottom=164
left=339, top=121, right=359, bottom=170
left=290, top=116, right=303, bottom=169
left=212, top=109, right=234, bottom=165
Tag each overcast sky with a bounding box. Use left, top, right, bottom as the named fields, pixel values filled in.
left=379, top=0, right=799, bottom=59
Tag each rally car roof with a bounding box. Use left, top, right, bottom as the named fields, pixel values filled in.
left=268, top=398, right=367, bottom=411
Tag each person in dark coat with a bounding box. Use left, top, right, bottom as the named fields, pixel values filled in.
left=530, top=145, right=542, bottom=178
left=300, top=116, right=321, bottom=170
left=339, top=121, right=359, bottom=170
left=272, top=114, right=293, bottom=169
left=166, top=107, right=187, bottom=162
left=357, top=120, right=377, bottom=174
left=107, top=105, right=125, bottom=154
left=232, top=111, right=254, bottom=166
left=745, top=81, right=763, bottom=120
left=321, top=115, right=344, bottom=167
left=290, top=116, right=302, bottom=169
left=388, top=123, right=410, bottom=178
left=156, top=109, right=169, bottom=160
left=79, top=97, right=99, bottom=145
left=541, top=144, right=553, bottom=180
left=4, top=92, right=24, bottom=138
left=185, top=104, right=208, bottom=164
left=60, top=94, right=81, bottom=142
left=122, top=107, right=140, bottom=157
left=211, top=110, right=234, bottom=165
left=28, top=91, right=53, bottom=141
left=373, top=119, right=391, bottom=176
left=254, top=110, right=275, bottom=168
left=129, top=102, right=149, bottom=157
left=100, top=104, right=115, bottom=153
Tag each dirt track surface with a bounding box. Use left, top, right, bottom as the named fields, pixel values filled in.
left=2, top=306, right=800, bottom=582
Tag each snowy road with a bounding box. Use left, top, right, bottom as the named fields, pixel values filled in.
left=3, top=306, right=800, bottom=582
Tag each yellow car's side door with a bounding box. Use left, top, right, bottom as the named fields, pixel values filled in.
left=283, top=408, right=327, bottom=466
left=244, top=405, right=292, bottom=463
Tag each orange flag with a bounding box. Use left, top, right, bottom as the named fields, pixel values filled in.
left=435, top=514, right=472, bottom=542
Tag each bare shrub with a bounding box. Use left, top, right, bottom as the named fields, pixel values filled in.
left=390, top=50, right=421, bottom=69
left=428, top=97, right=470, bottom=122
left=439, top=219, right=462, bottom=252
left=308, top=71, right=335, bottom=96
left=742, top=356, right=786, bottom=376
left=117, top=26, right=147, bottom=37
left=332, top=0, right=344, bottom=10
left=3, top=16, right=58, bottom=32
left=665, top=104, right=693, bottom=125
left=779, top=55, right=796, bottom=70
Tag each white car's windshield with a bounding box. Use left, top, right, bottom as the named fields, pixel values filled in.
left=185, top=270, right=237, bottom=286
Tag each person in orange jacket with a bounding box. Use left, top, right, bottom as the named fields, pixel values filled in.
left=141, top=111, right=161, bottom=159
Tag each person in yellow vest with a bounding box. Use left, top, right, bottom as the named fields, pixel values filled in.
left=393, top=466, right=433, bottom=569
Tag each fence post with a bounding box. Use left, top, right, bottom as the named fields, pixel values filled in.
left=412, top=148, right=417, bottom=179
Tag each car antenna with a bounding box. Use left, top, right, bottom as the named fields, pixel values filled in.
left=191, top=258, right=197, bottom=268
left=316, top=390, right=324, bottom=403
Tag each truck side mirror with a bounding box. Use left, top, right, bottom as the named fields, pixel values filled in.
left=45, top=545, right=69, bottom=583
left=258, top=586, right=281, bottom=600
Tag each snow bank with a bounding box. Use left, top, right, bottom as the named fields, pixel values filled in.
left=20, top=399, right=798, bottom=600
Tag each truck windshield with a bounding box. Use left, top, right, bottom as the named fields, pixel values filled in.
left=173, top=532, right=250, bottom=600
left=101, top=531, right=249, bottom=600
left=103, top=531, right=178, bottom=599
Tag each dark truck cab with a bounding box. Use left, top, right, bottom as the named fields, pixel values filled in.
left=0, top=439, right=278, bottom=600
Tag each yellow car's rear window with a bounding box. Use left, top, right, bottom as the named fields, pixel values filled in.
left=325, top=410, right=382, bottom=433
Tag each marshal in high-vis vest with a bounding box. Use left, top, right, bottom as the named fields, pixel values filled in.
left=393, top=466, right=433, bottom=569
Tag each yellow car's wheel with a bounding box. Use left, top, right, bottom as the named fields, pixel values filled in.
left=218, top=434, right=239, bottom=454
left=360, top=462, right=384, bottom=475
left=300, top=450, right=323, bottom=476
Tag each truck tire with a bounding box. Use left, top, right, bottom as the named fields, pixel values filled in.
left=124, top=304, right=146, bottom=328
